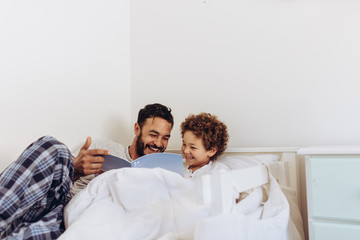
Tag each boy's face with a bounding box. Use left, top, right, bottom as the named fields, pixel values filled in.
left=135, top=117, right=172, bottom=157
left=181, top=130, right=216, bottom=170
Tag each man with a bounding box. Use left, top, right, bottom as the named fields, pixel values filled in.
left=68, top=103, right=174, bottom=199
left=0, top=103, right=174, bottom=240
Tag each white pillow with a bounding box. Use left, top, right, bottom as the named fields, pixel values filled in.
left=215, top=154, right=280, bottom=170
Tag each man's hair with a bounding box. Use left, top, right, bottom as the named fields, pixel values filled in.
left=180, top=112, right=229, bottom=160
left=137, top=103, right=174, bottom=129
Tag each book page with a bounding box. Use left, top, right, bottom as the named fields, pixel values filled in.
left=131, top=153, right=184, bottom=176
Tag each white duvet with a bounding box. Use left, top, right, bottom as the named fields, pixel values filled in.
left=59, top=167, right=290, bottom=240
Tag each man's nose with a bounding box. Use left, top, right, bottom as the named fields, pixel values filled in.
left=154, top=137, right=162, bottom=148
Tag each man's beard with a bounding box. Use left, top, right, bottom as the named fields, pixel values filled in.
left=135, top=133, right=146, bottom=157
left=135, top=133, right=164, bottom=157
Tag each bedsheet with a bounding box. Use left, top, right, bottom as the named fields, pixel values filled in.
left=59, top=168, right=290, bottom=240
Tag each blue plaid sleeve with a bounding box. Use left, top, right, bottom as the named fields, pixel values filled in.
left=0, top=136, right=73, bottom=240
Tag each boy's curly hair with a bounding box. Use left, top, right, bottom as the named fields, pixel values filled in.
left=180, top=112, right=229, bottom=160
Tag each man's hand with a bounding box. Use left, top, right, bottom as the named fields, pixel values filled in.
left=73, top=137, right=109, bottom=178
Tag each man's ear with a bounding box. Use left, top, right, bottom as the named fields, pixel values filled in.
left=208, top=147, right=218, bottom=158
left=134, top=123, right=141, bottom=136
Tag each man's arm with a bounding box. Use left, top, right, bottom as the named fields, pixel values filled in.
left=73, top=137, right=109, bottom=181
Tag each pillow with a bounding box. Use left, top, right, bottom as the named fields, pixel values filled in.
left=215, top=154, right=280, bottom=170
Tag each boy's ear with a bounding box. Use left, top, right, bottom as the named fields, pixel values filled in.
left=134, top=123, right=141, bottom=136
left=208, top=147, right=218, bottom=158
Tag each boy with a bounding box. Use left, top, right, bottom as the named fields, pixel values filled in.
left=180, top=112, right=229, bottom=178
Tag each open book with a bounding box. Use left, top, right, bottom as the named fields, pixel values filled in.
left=101, top=153, right=185, bottom=176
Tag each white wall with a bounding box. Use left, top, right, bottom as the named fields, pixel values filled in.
left=2, top=0, right=359, bottom=161
left=0, top=0, right=131, bottom=167
left=131, top=0, right=360, bottom=150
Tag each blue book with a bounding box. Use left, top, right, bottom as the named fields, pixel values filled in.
left=101, top=153, right=184, bottom=176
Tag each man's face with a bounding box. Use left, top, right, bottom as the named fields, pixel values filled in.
left=135, top=117, right=172, bottom=157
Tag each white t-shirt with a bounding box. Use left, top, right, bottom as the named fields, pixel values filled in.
left=184, top=160, right=231, bottom=179
left=67, top=138, right=131, bottom=201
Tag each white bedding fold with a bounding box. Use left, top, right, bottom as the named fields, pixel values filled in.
left=60, top=168, right=211, bottom=240
left=59, top=167, right=290, bottom=240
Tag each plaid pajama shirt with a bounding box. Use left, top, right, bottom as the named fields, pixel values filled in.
left=0, top=136, right=74, bottom=239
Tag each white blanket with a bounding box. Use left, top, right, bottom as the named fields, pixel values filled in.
left=59, top=168, right=290, bottom=240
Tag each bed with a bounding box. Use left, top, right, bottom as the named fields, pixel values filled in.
left=58, top=148, right=305, bottom=240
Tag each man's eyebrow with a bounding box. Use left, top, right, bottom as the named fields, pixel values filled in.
left=149, top=130, right=159, bottom=134
left=149, top=130, right=171, bottom=138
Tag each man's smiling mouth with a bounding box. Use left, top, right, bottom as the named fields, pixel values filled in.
left=148, top=145, right=163, bottom=152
